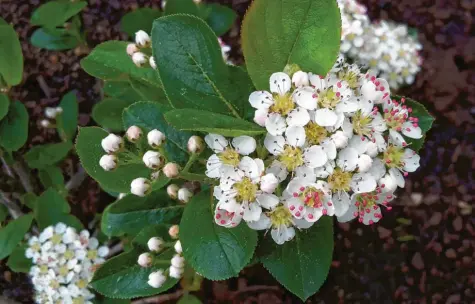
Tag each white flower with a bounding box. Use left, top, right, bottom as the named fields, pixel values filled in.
left=147, top=129, right=166, bottom=148
left=383, top=97, right=423, bottom=147
left=45, top=107, right=60, bottom=119
left=292, top=71, right=309, bottom=87
left=99, top=154, right=117, bottom=171
left=171, top=254, right=185, bottom=268
left=163, top=163, right=180, bottom=178
left=126, top=126, right=142, bottom=142
left=174, top=241, right=182, bottom=254
left=132, top=52, right=147, bottom=67
left=149, top=56, right=157, bottom=69
left=169, top=265, right=184, bottom=279
left=177, top=188, right=193, bottom=203
left=187, top=136, right=204, bottom=153
left=147, top=237, right=163, bottom=252
left=135, top=30, right=151, bottom=48
left=130, top=178, right=151, bottom=197
left=101, top=134, right=123, bottom=153
left=137, top=253, right=152, bottom=267
left=166, top=184, right=179, bottom=199
left=148, top=270, right=166, bottom=288
left=126, top=43, right=138, bottom=56
left=142, top=151, right=163, bottom=169
left=338, top=190, right=395, bottom=225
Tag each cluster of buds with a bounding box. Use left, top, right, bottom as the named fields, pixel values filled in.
left=40, top=106, right=63, bottom=128
left=127, top=30, right=156, bottom=69
left=166, top=184, right=193, bottom=204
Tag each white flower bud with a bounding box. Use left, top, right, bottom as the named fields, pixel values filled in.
left=126, top=125, right=142, bottom=142
left=171, top=254, right=185, bottom=268
left=178, top=188, right=193, bottom=203
left=101, top=134, right=123, bottom=153
left=187, top=136, right=204, bottom=154
left=168, top=225, right=179, bottom=239
left=132, top=52, right=147, bottom=67
left=379, top=174, right=397, bottom=193
left=167, top=184, right=179, bottom=199
left=142, top=151, right=163, bottom=169
left=331, top=131, right=349, bottom=149
left=357, top=154, right=373, bottom=172
left=99, top=154, right=117, bottom=171
left=55, top=107, right=63, bottom=114
left=147, top=129, right=166, bottom=148
left=292, top=70, right=309, bottom=87
left=174, top=240, right=182, bottom=254
left=130, top=178, right=151, bottom=197
left=163, top=163, right=180, bottom=178
left=149, top=56, right=157, bottom=69
left=169, top=265, right=184, bottom=279
left=148, top=270, right=166, bottom=288
left=147, top=237, right=163, bottom=252
left=137, top=253, right=152, bottom=267
left=193, top=0, right=201, bottom=4
left=260, top=173, right=279, bottom=193
left=45, top=107, right=58, bottom=119
left=135, top=30, right=151, bottom=48
left=40, top=119, right=51, bottom=128
left=126, top=43, right=138, bottom=56
left=151, top=171, right=161, bottom=180
left=366, top=141, right=378, bottom=157
left=118, top=193, right=126, bottom=199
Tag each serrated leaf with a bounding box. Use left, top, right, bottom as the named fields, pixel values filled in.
left=205, top=4, right=237, bottom=36
left=121, top=8, right=162, bottom=36
left=0, top=101, right=29, bottom=151
left=164, top=0, right=200, bottom=16
left=30, top=28, right=79, bottom=50
left=93, top=98, right=134, bottom=132
left=241, top=0, right=341, bottom=90
left=0, top=24, right=23, bottom=86
left=164, top=109, right=266, bottom=137
left=6, top=244, right=32, bottom=273
left=24, top=142, right=72, bottom=169
left=0, top=93, right=9, bottom=120
left=38, top=166, right=65, bottom=190
left=259, top=217, right=333, bottom=301
left=30, top=1, right=87, bottom=28
left=57, top=91, right=79, bottom=141
left=90, top=248, right=178, bottom=299
left=180, top=190, right=258, bottom=280
left=0, top=214, right=33, bottom=260
left=75, top=127, right=151, bottom=193
left=34, top=188, right=83, bottom=230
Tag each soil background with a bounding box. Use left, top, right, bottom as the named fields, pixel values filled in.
left=0, top=0, right=474, bottom=303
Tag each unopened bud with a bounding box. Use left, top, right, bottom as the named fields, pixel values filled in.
left=135, top=30, right=151, bottom=48
left=147, top=237, right=164, bottom=252
left=126, top=43, right=138, bottom=56
left=167, top=184, right=179, bottom=199
left=149, top=56, right=157, bottom=69
left=137, top=253, right=152, bottom=267
left=99, top=154, right=117, bottom=171
left=45, top=107, right=60, bottom=119
left=148, top=270, right=166, bottom=288
left=142, top=151, right=163, bottom=169
left=187, top=136, right=204, bottom=154
left=171, top=254, right=185, bottom=268
left=130, top=178, right=151, bottom=197
left=169, top=265, right=184, bottom=279
left=126, top=125, right=142, bottom=142
left=174, top=240, right=182, bottom=254
left=178, top=188, right=193, bottom=203
left=163, top=163, right=180, bottom=178
left=168, top=225, right=179, bottom=239
left=132, top=52, right=147, bottom=67
left=40, top=119, right=51, bottom=128
left=147, top=129, right=166, bottom=148
left=101, top=134, right=123, bottom=153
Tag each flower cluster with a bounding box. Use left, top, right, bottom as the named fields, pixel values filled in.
left=136, top=225, right=185, bottom=289
left=338, top=0, right=423, bottom=89
left=40, top=106, right=63, bottom=128
left=206, top=62, right=421, bottom=244
left=26, top=223, right=109, bottom=304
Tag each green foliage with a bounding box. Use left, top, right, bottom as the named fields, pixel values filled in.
left=0, top=214, right=33, bottom=260
left=180, top=190, right=258, bottom=280
left=93, top=98, right=135, bottom=132
left=24, top=142, right=72, bottom=169
left=241, top=0, right=341, bottom=90
left=0, top=204, right=7, bottom=223
left=0, top=101, right=29, bottom=151
left=204, top=4, right=237, bottom=36
left=0, top=93, right=9, bottom=120
left=34, top=188, right=83, bottom=230
left=56, top=91, right=79, bottom=141
left=165, top=0, right=200, bottom=16
left=38, top=166, right=65, bottom=191
left=131, top=224, right=171, bottom=250
left=30, top=28, right=80, bottom=50
left=30, top=0, right=87, bottom=29
left=0, top=23, right=23, bottom=87
left=121, top=8, right=162, bottom=36
left=7, top=244, right=32, bottom=273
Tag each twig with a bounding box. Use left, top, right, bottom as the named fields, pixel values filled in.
left=107, top=242, right=124, bottom=258
left=36, top=75, right=51, bottom=99
left=230, top=285, right=280, bottom=298
left=65, top=165, right=87, bottom=191
left=11, top=161, right=34, bottom=193
left=0, top=190, right=24, bottom=219
left=131, top=290, right=185, bottom=304
left=1, top=156, right=14, bottom=178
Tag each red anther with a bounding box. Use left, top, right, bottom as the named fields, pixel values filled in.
left=404, top=172, right=409, bottom=177
left=358, top=217, right=363, bottom=223
left=295, top=211, right=301, bottom=217
left=413, top=123, right=418, bottom=127
left=293, top=192, right=299, bottom=197
left=372, top=138, right=376, bottom=143
left=361, top=136, right=365, bottom=141
left=386, top=159, right=391, bottom=164
left=408, top=108, right=412, bottom=113
left=362, top=200, right=367, bottom=206
left=375, top=81, right=380, bottom=86
left=397, top=127, right=402, bottom=131
left=299, top=187, right=305, bottom=191
left=304, top=197, right=310, bottom=203
left=355, top=201, right=360, bottom=206
left=369, top=220, right=374, bottom=225
left=289, top=205, right=295, bottom=211
left=406, top=128, right=411, bottom=132
left=312, top=94, right=317, bottom=98
left=373, top=205, right=378, bottom=210
left=308, top=214, right=314, bottom=219
left=299, top=206, right=304, bottom=211
left=322, top=209, right=328, bottom=215
left=384, top=109, right=389, bottom=113
left=401, top=98, right=406, bottom=103
left=371, top=76, right=376, bottom=81
left=402, top=105, right=407, bottom=109
left=365, top=208, right=370, bottom=213
left=220, top=220, right=226, bottom=224
left=402, top=142, right=407, bottom=147
left=336, top=92, right=341, bottom=97
left=381, top=184, right=386, bottom=188
left=353, top=211, right=359, bottom=217
left=337, top=82, right=342, bottom=88
left=216, top=214, right=221, bottom=219
left=387, top=206, right=393, bottom=211
left=327, top=202, right=333, bottom=206
left=379, top=86, right=384, bottom=91
left=387, top=195, right=393, bottom=199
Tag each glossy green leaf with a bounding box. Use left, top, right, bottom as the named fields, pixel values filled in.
left=75, top=127, right=151, bottom=193
left=205, top=4, right=237, bottom=36
left=0, top=214, right=33, bottom=260
left=0, top=24, right=23, bottom=86
left=90, top=248, right=178, bottom=299
left=24, top=142, right=72, bottom=169
left=56, top=91, right=79, bottom=141
left=30, top=28, right=79, bottom=51
left=34, top=188, right=83, bottom=230
left=164, top=109, right=266, bottom=137
left=241, top=0, right=341, bottom=90
left=30, top=1, right=87, bottom=28
left=180, top=190, right=258, bottom=280
left=259, top=217, right=333, bottom=301
left=0, top=101, right=29, bottom=151
left=129, top=77, right=167, bottom=104
left=38, top=166, right=65, bottom=190
left=132, top=224, right=171, bottom=250
left=92, top=98, right=134, bottom=132
left=164, top=0, right=200, bottom=16
left=121, top=8, right=162, bottom=36
left=0, top=93, right=9, bottom=120
left=7, top=244, right=32, bottom=273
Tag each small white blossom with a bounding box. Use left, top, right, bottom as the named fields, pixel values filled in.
left=171, top=254, right=185, bottom=268
left=149, top=56, right=157, bottom=69
left=168, top=225, right=179, bottom=239
left=101, top=134, right=123, bottom=154
left=137, top=253, right=152, bottom=267
left=187, top=136, right=204, bottom=153
left=148, top=270, right=166, bottom=288
left=174, top=241, right=182, bottom=254
left=135, top=30, right=151, bottom=48
left=132, top=52, right=147, bottom=67
left=169, top=265, right=184, bottom=279
left=163, top=163, right=180, bottom=178
left=126, top=43, right=138, bottom=56
left=131, top=178, right=151, bottom=197
left=178, top=188, right=193, bottom=203
left=147, top=237, right=163, bottom=252
left=126, top=125, right=142, bottom=142
left=142, top=151, right=163, bottom=169
left=147, top=129, right=166, bottom=148
left=167, top=184, right=179, bottom=199
left=99, top=154, right=117, bottom=171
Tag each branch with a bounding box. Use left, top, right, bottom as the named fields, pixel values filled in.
left=11, top=161, right=34, bottom=193
left=107, top=242, right=124, bottom=258
left=1, top=156, right=14, bottom=178
left=0, top=190, right=24, bottom=219
left=131, top=290, right=185, bottom=304
left=65, top=165, right=87, bottom=191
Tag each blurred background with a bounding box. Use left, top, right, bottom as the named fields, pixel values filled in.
left=0, top=0, right=473, bottom=303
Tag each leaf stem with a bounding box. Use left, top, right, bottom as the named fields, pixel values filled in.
left=0, top=190, right=24, bottom=219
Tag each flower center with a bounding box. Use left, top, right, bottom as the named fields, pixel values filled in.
left=278, top=145, right=304, bottom=171
left=317, top=88, right=340, bottom=109
left=293, top=186, right=325, bottom=208
left=328, top=168, right=353, bottom=192
left=352, top=191, right=392, bottom=224
left=49, top=279, right=60, bottom=289
left=338, top=69, right=360, bottom=90
left=369, top=59, right=378, bottom=67
left=352, top=110, right=373, bottom=137
left=218, top=148, right=240, bottom=166
left=87, top=249, right=98, bottom=260
left=269, top=205, right=293, bottom=228
left=270, top=93, right=294, bottom=115
left=401, top=68, right=410, bottom=77
left=346, top=33, right=355, bottom=41
left=39, top=265, right=48, bottom=274
left=64, top=249, right=74, bottom=260
left=234, top=177, right=257, bottom=202
left=383, top=145, right=405, bottom=168
left=382, top=54, right=391, bottom=62
left=51, top=233, right=62, bottom=245
left=76, top=279, right=88, bottom=289
left=58, top=265, right=69, bottom=276
left=73, top=297, right=85, bottom=304
left=305, top=122, right=328, bottom=145
left=31, top=243, right=41, bottom=252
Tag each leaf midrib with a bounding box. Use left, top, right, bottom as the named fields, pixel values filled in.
left=284, top=0, right=312, bottom=66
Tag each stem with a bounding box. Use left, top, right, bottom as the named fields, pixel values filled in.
left=0, top=190, right=24, bottom=219
left=1, top=156, right=14, bottom=178
left=65, top=165, right=87, bottom=191
left=182, top=153, right=199, bottom=173
left=131, top=290, right=185, bottom=304
left=11, top=161, right=34, bottom=193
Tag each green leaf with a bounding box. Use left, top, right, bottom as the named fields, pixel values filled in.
left=30, top=28, right=79, bottom=50
left=30, top=1, right=87, bottom=28
left=98, top=298, right=130, bottom=304
left=21, top=193, right=37, bottom=209
left=0, top=24, right=23, bottom=86
left=205, top=4, right=237, bottom=36
left=164, top=0, right=200, bottom=16
left=123, top=101, right=192, bottom=165
left=75, top=127, right=151, bottom=193
left=0, top=17, right=7, bottom=25
left=151, top=15, right=244, bottom=117
left=24, top=142, right=72, bottom=169
left=132, top=224, right=171, bottom=250
left=0, top=101, right=29, bottom=151
left=0, top=204, right=7, bottom=223
left=241, top=0, right=341, bottom=90
left=0, top=214, right=33, bottom=260
left=101, top=190, right=182, bottom=237
left=103, top=81, right=141, bottom=101
left=34, top=188, right=83, bottom=230
left=129, top=77, right=167, bottom=104
left=0, top=93, right=9, bottom=120
left=90, top=248, right=178, bottom=299
left=180, top=190, right=258, bottom=280
left=93, top=98, right=134, bottom=132
left=121, top=8, right=162, bottom=36
left=57, top=91, right=79, bottom=141
left=38, top=166, right=65, bottom=190
left=178, top=294, right=202, bottom=304
left=6, top=244, right=32, bottom=273
left=164, top=109, right=266, bottom=137
left=259, top=217, right=333, bottom=301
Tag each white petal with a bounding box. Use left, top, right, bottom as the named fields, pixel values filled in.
left=249, top=91, right=274, bottom=109
left=293, top=218, right=314, bottom=229
left=368, top=158, right=386, bottom=180
left=403, top=149, right=420, bottom=172
left=292, top=71, right=309, bottom=87
left=266, top=161, right=288, bottom=181
left=379, top=173, right=398, bottom=193
left=304, top=145, right=328, bottom=168
left=54, top=223, right=67, bottom=234
left=254, top=108, right=269, bottom=127
left=260, top=174, right=279, bottom=194
left=247, top=214, right=271, bottom=230
left=232, top=136, right=256, bottom=155
left=264, top=134, right=285, bottom=155
left=254, top=158, right=265, bottom=176
left=295, top=166, right=317, bottom=181
left=270, top=72, right=291, bottom=95
left=315, top=162, right=334, bottom=178
left=315, top=109, right=338, bottom=126
left=351, top=173, right=377, bottom=193
left=321, top=138, right=337, bottom=160
left=285, top=126, right=306, bottom=147
left=362, top=205, right=381, bottom=225
left=238, top=156, right=260, bottom=179
left=217, top=198, right=242, bottom=213
left=333, top=192, right=350, bottom=217
left=309, top=74, right=326, bottom=90
left=337, top=202, right=358, bottom=223
left=402, top=122, right=423, bottom=139
left=243, top=202, right=262, bottom=222
left=266, top=113, right=287, bottom=136
left=357, top=154, right=373, bottom=172
left=206, top=154, right=222, bottom=178
left=389, top=130, right=407, bottom=147
left=293, top=87, right=317, bottom=110
left=337, top=147, right=358, bottom=171
left=389, top=168, right=405, bottom=187
left=286, top=197, right=306, bottom=219
left=205, top=134, right=228, bottom=152
left=286, top=107, right=310, bottom=126
left=361, top=80, right=383, bottom=103
left=336, top=99, right=358, bottom=113
left=256, top=194, right=279, bottom=209
left=341, top=117, right=354, bottom=138
left=271, top=225, right=295, bottom=244
left=214, top=206, right=243, bottom=228
left=371, top=113, right=387, bottom=132
left=349, top=135, right=369, bottom=154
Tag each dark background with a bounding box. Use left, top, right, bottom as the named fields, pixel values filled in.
left=0, top=0, right=473, bottom=303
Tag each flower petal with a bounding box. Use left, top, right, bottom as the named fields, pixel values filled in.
left=315, top=108, right=338, bottom=126
left=270, top=72, right=291, bottom=95
left=389, top=168, right=405, bottom=188
left=351, top=173, right=377, bottom=193
left=266, top=113, right=287, bottom=136
left=247, top=214, right=271, bottom=230
left=304, top=145, right=328, bottom=168
left=285, top=125, right=306, bottom=147
left=256, top=193, right=280, bottom=209
left=243, top=202, right=262, bottom=222
left=337, top=147, right=359, bottom=171
left=205, top=134, right=228, bottom=152
left=293, top=87, right=317, bottom=110
left=333, top=192, right=350, bottom=217
left=286, top=107, right=310, bottom=126
left=402, top=122, right=423, bottom=139
left=232, top=136, right=257, bottom=155
left=249, top=91, right=274, bottom=109
left=264, top=134, right=285, bottom=155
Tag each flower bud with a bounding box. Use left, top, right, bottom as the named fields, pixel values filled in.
left=171, top=254, right=185, bottom=268
left=55, top=107, right=63, bottom=114
left=126, top=43, right=138, bottom=56
left=99, top=154, right=117, bottom=171
left=357, top=154, right=373, bottom=172
left=131, top=178, right=151, bottom=197
left=167, top=184, right=179, bottom=199
left=168, top=225, right=179, bottom=239
left=132, top=52, right=147, bottom=67
left=163, top=163, right=180, bottom=178
left=40, top=119, right=51, bottom=128
left=118, top=193, right=126, bottom=199
left=148, top=270, right=166, bottom=288
left=126, top=126, right=142, bottom=142
left=169, top=265, right=184, bottom=279
left=260, top=173, right=279, bottom=193
left=178, top=188, right=193, bottom=203
left=193, top=0, right=201, bottom=4
left=142, top=151, right=163, bottom=169
left=331, top=131, right=349, bottom=149
left=149, top=56, right=157, bottom=69
left=135, top=30, right=151, bottom=48
left=174, top=240, right=182, bottom=254
left=101, top=134, right=123, bottom=153
left=137, top=253, right=152, bottom=267
left=45, top=107, right=59, bottom=119
left=147, top=237, right=163, bottom=252
left=187, top=136, right=204, bottom=154
left=147, top=129, right=166, bottom=148
left=292, top=70, right=309, bottom=87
